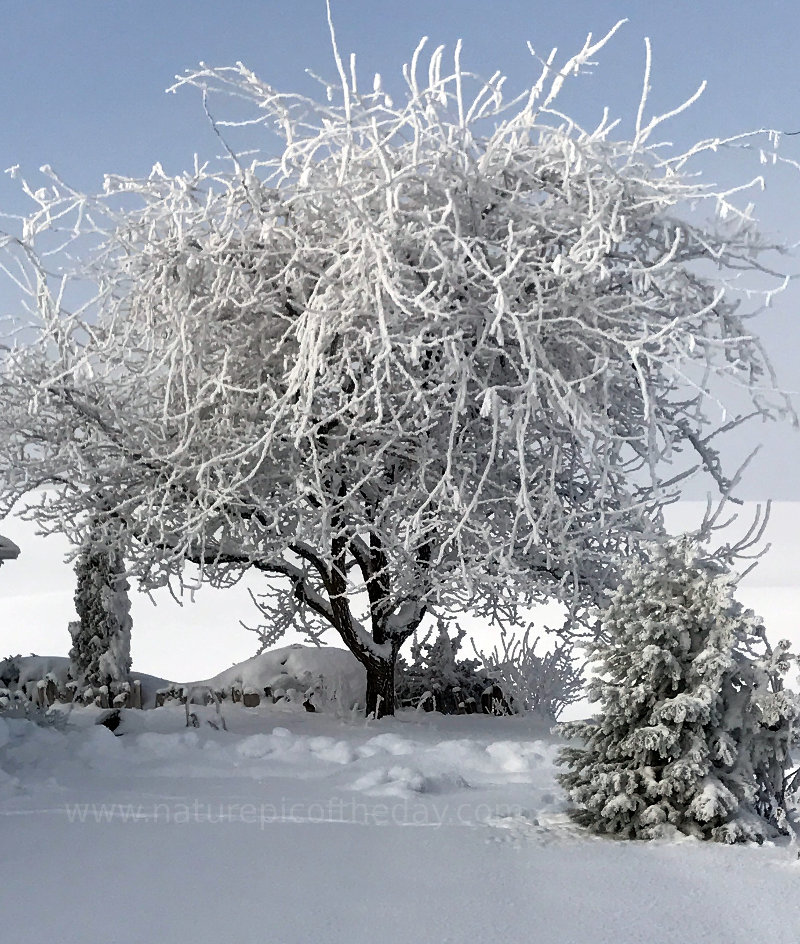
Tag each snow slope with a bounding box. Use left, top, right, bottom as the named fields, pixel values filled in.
left=1, top=705, right=799, bottom=944
left=186, top=643, right=367, bottom=711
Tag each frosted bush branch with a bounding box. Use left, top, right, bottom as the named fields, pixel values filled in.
left=474, top=626, right=583, bottom=720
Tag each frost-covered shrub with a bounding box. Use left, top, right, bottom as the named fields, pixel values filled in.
left=475, top=628, right=584, bottom=720
left=68, top=524, right=132, bottom=692
left=396, top=624, right=492, bottom=714
left=557, top=537, right=798, bottom=843
left=0, top=654, right=22, bottom=689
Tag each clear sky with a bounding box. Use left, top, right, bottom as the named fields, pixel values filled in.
left=2, top=0, right=799, bottom=497
left=1, top=0, right=799, bottom=503
left=2, top=1, right=800, bottom=676
left=2, top=2, right=799, bottom=181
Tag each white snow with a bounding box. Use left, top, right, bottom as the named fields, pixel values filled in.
left=1, top=700, right=800, bottom=943
left=3, top=506, right=800, bottom=940
left=186, top=643, right=367, bottom=712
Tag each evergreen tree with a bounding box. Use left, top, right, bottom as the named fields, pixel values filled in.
left=558, top=537, right=798, bottom=843
left=68, top=524, right=132, bottom=692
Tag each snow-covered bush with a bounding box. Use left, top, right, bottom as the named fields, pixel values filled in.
left=475, top=628, right=583, bottom=720
left=396, top=624, right=490, bottom=714
left=0, top=654, right=22, bottom=690
left=68, top=524, right=132, bottom=693
left=557, top=537, right=799, bottom=842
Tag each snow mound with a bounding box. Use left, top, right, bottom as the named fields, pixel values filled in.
left=185, top=644, right=366, bottom=712
left=350, top=764, right=471, bottom=797
left=0, top=645, right=365, bottom=715
left=356, top=732, right=416, bottom=757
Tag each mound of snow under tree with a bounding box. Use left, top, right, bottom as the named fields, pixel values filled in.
left=1, top=705, right=799, bottom=943
left=183, top=643, right=367, bottom=712
left=0, top=645, right=365, bottom=714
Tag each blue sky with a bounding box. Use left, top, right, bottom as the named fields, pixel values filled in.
left=2, top=0, right=797, bottom=181
left=1, top=0, right=800, bottom=496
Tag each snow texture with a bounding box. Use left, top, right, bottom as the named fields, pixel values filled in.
left=1, top=701, right=799, bottom=943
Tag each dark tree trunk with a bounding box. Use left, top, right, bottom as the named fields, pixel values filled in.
left=364, top=653, right=397, bottom=719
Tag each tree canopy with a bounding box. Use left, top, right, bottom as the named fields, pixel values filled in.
left=0, top=21, right=794, bottom=714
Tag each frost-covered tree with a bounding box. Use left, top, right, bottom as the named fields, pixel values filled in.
left=557, top=538, right=799, bottom=842
left=68, top=522, right=132, bottom=693
left=0, top=19, right=795, bottom=715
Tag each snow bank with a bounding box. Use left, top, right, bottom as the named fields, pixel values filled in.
left=0, top=645, right=365, bottom=713
left=184, top=644, right=367, bottom=712
left=0, top=706, right=798, bottom=943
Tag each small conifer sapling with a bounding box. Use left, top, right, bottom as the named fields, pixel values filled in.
left=557, top=537, right=798, bottom=843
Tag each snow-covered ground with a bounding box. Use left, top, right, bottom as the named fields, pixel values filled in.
left=2, top=702, right=799, bottom=944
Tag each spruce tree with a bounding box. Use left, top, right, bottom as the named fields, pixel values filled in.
left=558, top=537, right=798, bottom=843
left=68, top=524, right=132, bottom=694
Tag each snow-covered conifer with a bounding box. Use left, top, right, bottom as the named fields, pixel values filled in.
left=558, top=538, right=798, bottom=842
left=68, top=523, right=132, bottom=693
